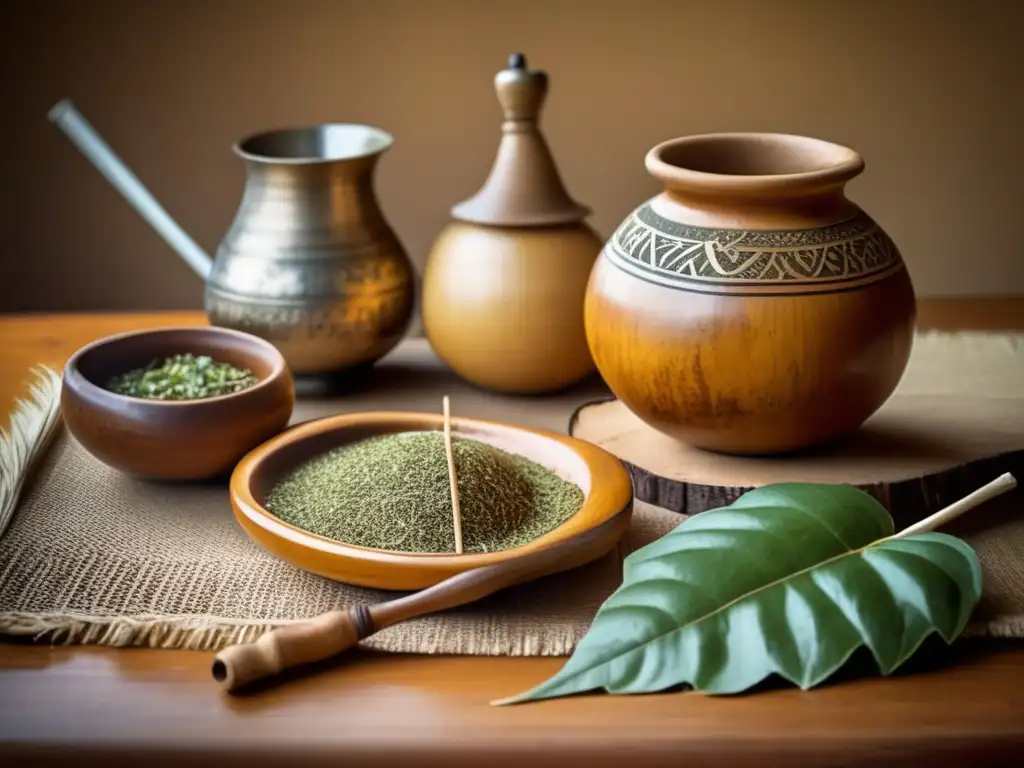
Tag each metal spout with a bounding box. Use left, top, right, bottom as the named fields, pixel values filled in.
left=48, top=99, right=213, bottom=280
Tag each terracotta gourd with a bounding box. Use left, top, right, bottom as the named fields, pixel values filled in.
left=584, top=133, right=917, bottom=455
left=422, top=54, right=600, bottom=394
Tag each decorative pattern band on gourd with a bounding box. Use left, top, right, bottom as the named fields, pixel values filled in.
left=604, top=204, right=904, bottom=295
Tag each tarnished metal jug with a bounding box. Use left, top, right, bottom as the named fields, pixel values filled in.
left=206, top=125, right=415, bottom=378
left=49, top=101, right=416, bottom=385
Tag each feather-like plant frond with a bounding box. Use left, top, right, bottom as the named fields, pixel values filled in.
left=0, top=366, right=62, bottom=538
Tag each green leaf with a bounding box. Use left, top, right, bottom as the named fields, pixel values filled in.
left=495, top=483, right=982, bottom=705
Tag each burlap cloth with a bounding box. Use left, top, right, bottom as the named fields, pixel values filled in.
left=0, top=334, right=1022, bottom=654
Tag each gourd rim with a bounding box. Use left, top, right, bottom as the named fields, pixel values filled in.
left=646, top=132, right=865, bottom=194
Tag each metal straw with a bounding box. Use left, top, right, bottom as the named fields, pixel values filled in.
left=47, top=99, right=212, bottom=279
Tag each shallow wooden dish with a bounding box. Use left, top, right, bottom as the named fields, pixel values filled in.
left=62, top=326, right=295, bottom=480
left=229, top=411, right=635, bottom=590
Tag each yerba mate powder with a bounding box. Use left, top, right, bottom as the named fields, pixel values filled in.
left=264, top=432, right=584, bottom=553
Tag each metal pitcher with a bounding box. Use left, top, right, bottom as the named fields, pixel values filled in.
left=49, top=101, right=416, bottom=384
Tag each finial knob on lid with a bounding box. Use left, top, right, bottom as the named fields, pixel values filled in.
left=451, top=53, right=590, bottom=227
left=494, top=53, right=548, bottom=124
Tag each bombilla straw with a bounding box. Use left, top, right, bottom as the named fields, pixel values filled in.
left=47, top=98, right=213, bottom=280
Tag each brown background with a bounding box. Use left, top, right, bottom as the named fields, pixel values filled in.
left=1, top=0, right=1022, bottom=314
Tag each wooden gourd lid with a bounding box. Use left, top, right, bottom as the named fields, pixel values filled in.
left=451, top=53, right=590, bottom=227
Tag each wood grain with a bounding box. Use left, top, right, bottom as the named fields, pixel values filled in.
left=585, top=262, right=916, bottom=453
left=423, top=221, right=600, bottom=393
left=1, top=301, right=1024, bottom=766
left=2, top=641, right=1023, bottom=766
left=569, top=386, right=1024, bottom=532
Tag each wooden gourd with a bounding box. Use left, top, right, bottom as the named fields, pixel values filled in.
left=422, top=54, right=600, bottom=395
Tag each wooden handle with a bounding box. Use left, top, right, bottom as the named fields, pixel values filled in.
left=212, top=605, right=373, bottom=692
left=212, top=511, right=630, bottom=693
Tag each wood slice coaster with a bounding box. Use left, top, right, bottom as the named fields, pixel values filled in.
left=569, top=332, right=1024, bottom=531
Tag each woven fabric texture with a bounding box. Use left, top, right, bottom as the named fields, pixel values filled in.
left=1, top=335, right=1022, bottom=652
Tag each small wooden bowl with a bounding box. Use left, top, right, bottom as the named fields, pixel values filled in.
left=62, top=326, right=295, bottom=480
left=229, top=411, right=634, bottom=590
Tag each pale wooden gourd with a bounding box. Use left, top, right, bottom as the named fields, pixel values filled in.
left=422, top=54, right=600, bottom=394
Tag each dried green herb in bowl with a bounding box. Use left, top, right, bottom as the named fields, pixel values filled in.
left=264, top=431, right=585, bottom=554
left=106, top=353, right=259, bottom=400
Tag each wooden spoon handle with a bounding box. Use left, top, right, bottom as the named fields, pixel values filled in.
left=212, top=605, right=374, bottom=692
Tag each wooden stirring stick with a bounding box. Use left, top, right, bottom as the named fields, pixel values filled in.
left=442, top=395, right=464, bottom=554
left=212, top=513, right=626, bottom=693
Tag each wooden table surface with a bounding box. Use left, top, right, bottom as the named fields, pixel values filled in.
left=2, top=299, right=1024, bottom=767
